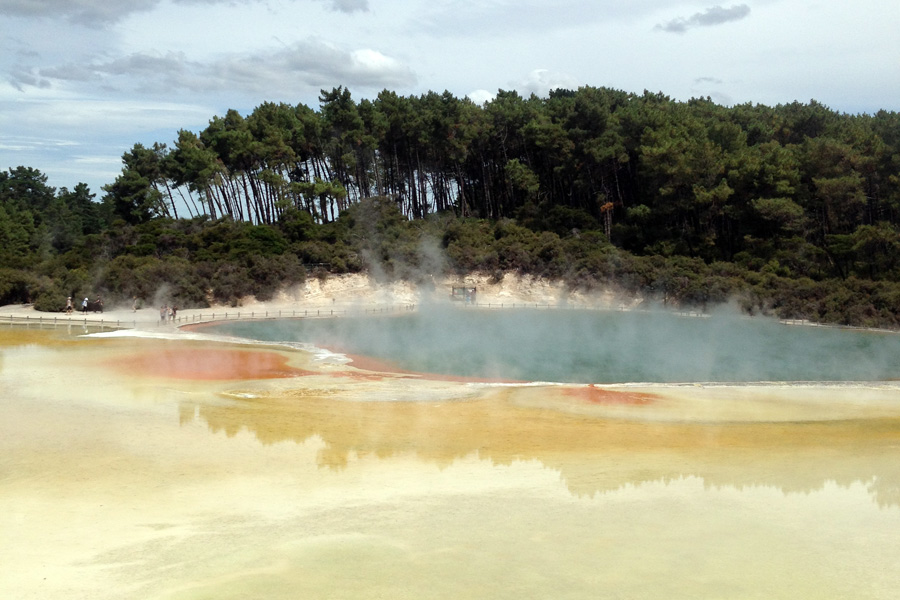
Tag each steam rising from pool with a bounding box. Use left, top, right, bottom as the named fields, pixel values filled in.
left=205, top=307, right=900, bottom=383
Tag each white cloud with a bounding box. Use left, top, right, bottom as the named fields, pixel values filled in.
left=519, top=69, right=581, bottom=97
left=656, top=4, right=752, bottom=34
left=347, top=48, right=416, bottom=86
left=73, top=155, right=123, bottom=166
left=16, top=41, right=415, bottom=99
left=324, top=0, right=368, bottom=13
left=0, top=96, right=214, bottom=135
left=467, top=89, right=495, bottom=105
left=0, top=0, right=304, bottom=25
left=0, top=136, right=79, bottom=152
left=414, top=0, right=680, bottom=38
left=0, top=0, right=152, bottom=25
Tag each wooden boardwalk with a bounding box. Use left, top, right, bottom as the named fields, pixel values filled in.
left=0, top=313, right=132, bottom=331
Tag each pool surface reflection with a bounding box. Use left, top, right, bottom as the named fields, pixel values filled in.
left=2, top=329, right=899, bottom=599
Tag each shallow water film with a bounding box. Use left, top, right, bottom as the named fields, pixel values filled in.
left=2, top=326, right=900, bottom=599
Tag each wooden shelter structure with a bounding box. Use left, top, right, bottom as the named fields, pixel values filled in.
left=450, top=286, right=477, bottom=304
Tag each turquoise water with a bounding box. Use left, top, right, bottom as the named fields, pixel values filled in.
left=206, top=308, right=900, bottom=383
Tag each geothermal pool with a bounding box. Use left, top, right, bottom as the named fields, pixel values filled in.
left=207, top=308, right=900, bottom=382
left=2, top=317, right=900, bottom=599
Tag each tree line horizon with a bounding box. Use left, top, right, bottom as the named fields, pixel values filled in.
left=106, top=86, right=899, bottom=266
left=2, top=85, right=899, bottom=328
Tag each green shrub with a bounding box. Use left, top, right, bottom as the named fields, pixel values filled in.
left=0, top=268, right=34, bottom=306
left=31, top=276, right=67, bottom=312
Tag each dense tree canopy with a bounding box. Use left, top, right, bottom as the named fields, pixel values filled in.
left=2, top=86, right=900, bottom=328
left=102, top=87, right=900, bottom=272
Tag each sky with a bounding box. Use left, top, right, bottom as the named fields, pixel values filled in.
left=1, top=0, right=898, bottom=196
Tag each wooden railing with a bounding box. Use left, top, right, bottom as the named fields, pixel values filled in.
left=171, top=304, right=417, bottom=327
left=0, top=314, right=131, bottom=331
left=5, top=304, right=890, bottom=334
left=169, top=302, right=632, bottom=326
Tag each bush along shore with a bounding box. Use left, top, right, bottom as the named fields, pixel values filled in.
left=1, top=191, right=898, bottom=329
